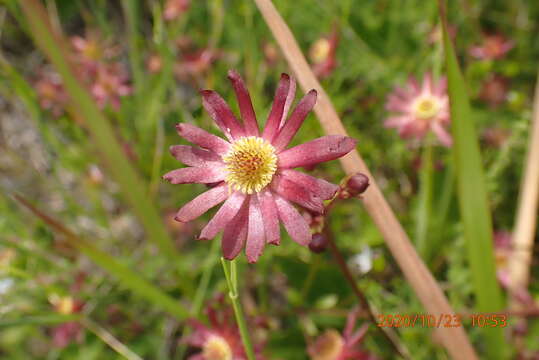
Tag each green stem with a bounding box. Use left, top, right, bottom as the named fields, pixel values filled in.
left=416, top=142, right=434, bottom=260
left=220, top=258, right=256, bottom=360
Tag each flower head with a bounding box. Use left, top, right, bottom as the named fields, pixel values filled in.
left=49, top=295, right=84, bottom=348
left=385, top=73, right=452, bottom=147
left=164, top=71, right=356, bottom=262
left=469, top=34, right=513, bottom=60
left=307, top=309, right=375, bottom=360
left=309, top=29, right=339, bottom=78
left=164, top=0, right=190, bottom=21
left=185, top=296, right=264, bottom=360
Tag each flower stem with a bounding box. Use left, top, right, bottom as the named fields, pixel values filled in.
left=221, top=258, right=256, bottom=360
left=416, top=141, right=434, bottom=260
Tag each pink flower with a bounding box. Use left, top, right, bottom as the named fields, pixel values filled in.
left=478, top=74, right=509, bottom=108
left=385, top=73, right=452, bottom=147
left=469, top=34, right=513, bottom=60
left=164, top=71, right=356, bottom=263
left=185, top=297, right=264, bottom=360
left=309, top=29, right=339, bottom=79
left=34, top=68, right=70, bottom=117
left=90, top=62, right=132, bottom=110
left=49, top=296, right=84, bottom=348
left=307, top=309, right=376, bottom=360
left=164, top=0, right=190, bottom=21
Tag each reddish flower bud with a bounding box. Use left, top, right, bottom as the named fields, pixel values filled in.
left=344, top=173, right=369, bottom=197
left=309, top=233, right=328, bottom=253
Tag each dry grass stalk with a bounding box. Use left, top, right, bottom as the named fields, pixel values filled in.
left=509, top=71, right=539, bottom=305
left=254, top=0, right=477, bottom=358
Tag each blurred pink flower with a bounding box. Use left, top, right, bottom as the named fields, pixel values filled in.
left=164, top=71, right=356, bottom=262
left=478, top=74, right=509, bottom=108
left=469, top=34, right=514, bottom=60
left=164, top=0, right=190, bottom=21
left=385, top=73, right=452, bottom=147
left=34, top=69, right=69, bottom=117
left=185, top=297, right=264, bottom=360
left=91, top=62, right=132, bottom=110
left=309, top=29, right=339, bottom=79
left=307, top=309, right=376, bottom=360
left=50, top=296, right=84, bottom=348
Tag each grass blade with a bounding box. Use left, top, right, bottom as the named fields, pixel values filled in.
left=13, top=194, right=188, bottom=321
left=17, top=0, right=177, bottom=258
left=438, top=1, right=506, bottom=358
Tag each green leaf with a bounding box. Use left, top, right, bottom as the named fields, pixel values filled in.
left=438, top=2, right=507, bottom=358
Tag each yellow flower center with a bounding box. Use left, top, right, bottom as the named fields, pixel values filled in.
left=413, top=96, right=440, bottom=120
left=56, top=296, right=75, bottom=315
left=202, top=336, right=233, bottom=360
left=222, top=136, right=278, bottom=194
left=310, top=38, right=331, bottom=64
left=310, top=329, right=345, bottom=360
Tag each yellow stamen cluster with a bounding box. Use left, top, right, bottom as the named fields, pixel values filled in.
left=222, top=136, right=277, bottom=194
left=202, top=336, right=233, bottom=360
left=413, top=95, right=441, bottom=120
left=310, top=38, right=331, bottom=64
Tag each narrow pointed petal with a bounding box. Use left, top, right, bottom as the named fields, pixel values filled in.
left=272, top=89, right=317, bottom=151
left=278, top=135, right=357, bottom=169
left=201, top=90, right=246, bottom=141
left=176, top=123, right=230, bottom=155
left=262, top=73, right=290, bottom=141
left=162, top=166, right=225, bottom=184
left=431, top=122, right=453, bottom=147
left=246, top=196, right=265, bottom=263
left=175, top=183, right=228, bottom=222
left=274, top=195, right=311, bottom=246
left=169, top=145, right=222, bottom=166
left=228, top=70, right=259, bottom=136
left=271, top=175, right=325, bottom=214
left=199, top=192, right=246, bottom=240
left=279, top=169, right=339, bottom=200
left=222, top=200, right=249, bottom=260
left=279, top=76, right=297, bottom=129
left=258, top=190, right=280, bottom=245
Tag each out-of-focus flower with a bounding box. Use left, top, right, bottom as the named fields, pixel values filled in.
left=469, top=34, right=514, bottom=60
left=164, top=0, right=190, bottom=21
left=185, top=296, right=264, bottom=359
left=262, top=42, right=280, bottom=67
left=147, top=54, right=163, bottom=73
left=481, top=126, right=511, bottom=148
left=428, top=24, right=457, bottom=45
left=164, top=71, right=356, bottom=262
left=493, top=231, right=534, bottom=306
left=478, top=74, right=509, bottom=108
left=348, top=245, right=374, bottom=276
left=308, top=309, right=375, bottom=360
left=175, top=49, right=218, bottom=79
left=34, top=69, right=69, bottom=117
left=91, top=63, right=132, bottom=110
left=385, top=73, right=452, bottom=147
left=49, top=295, right=84, bottom=348
left=309, top=29, right=339, bottom=79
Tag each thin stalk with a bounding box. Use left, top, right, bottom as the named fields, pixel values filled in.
left=416, top=142, right=434, bottom=260
left=82, top=318, right=143, bottom=360
left=221, top=258, right=256, bottom=360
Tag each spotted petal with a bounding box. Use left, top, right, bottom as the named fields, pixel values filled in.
left=246, top=196, right=265, bottom=263
left=176, top=123, right=230, bottom=155
left=228, top=70, right=259, bottom=136
left=201, top=90, right=246, bottom=141
left=199, top=192, right=247, bottom=240
left=162, top=166, right=225, bottom=184
left=222, top=200, right=249, bottom=260
left=169, top=145, right=222, bottom=166
left=175, top=183, right=228, bottom=222
left=262, top=73, right=290, bottom=141
left=258, top=190, right=280, bottom=245
left=271, top=174, right=325, bottom=214
left=279, top=169, right=338, bottom=200
left=274, top=195, right=311, bottom=246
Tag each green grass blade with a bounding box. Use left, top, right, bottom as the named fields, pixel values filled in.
left=438, top=2, right=507, bottom=358
left=17, top=0, right=177, bottom=258
left=13, top=195, right=188, bottom=320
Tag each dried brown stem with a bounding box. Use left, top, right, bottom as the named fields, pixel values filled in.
left=509, top=69, right=539, bottom=306
left=254, top=0, right=478, bottom=358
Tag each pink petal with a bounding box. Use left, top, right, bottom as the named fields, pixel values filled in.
left=384, top=115, right=410, bottom=129
left=431, top=122, right=453, bottom=147
left=175, top=183, right=228, bottom=222
left=257, top=190, right=280, bottom=245
left=278, top=135, right=357, bottom=169
left=162, top=166, right=225, bottom=184
left=422, top=72, right=433, bottom=94
left=279, top=169, right=338, bottom=200
left=274, top=195, right=311, bottom=246
left=279, top=76, right=297, bottom=130
left=262, top=73, right=290, bottom=141
left=222, top=200, right=249, bottom=260
left=245, top=196, right=265, bottom=263
left=228, top=70, right=259, bottom=136
left=272, top=89, right=317, bottom=151
left=176, top=123, right=230, bottom=155
left=199, top=192, right=247, bottom=240
left=201, top=90, right=246, bottom=141
left=271, top=174, right=325, bottom=214
left=169, top=145, right=222, bottom=166
left=435, top=77, right=447, bottom=96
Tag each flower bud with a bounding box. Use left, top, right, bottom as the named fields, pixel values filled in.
left=343, top=173, right=369, bottom=197
left=309, top=233, right=328, bottom=253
